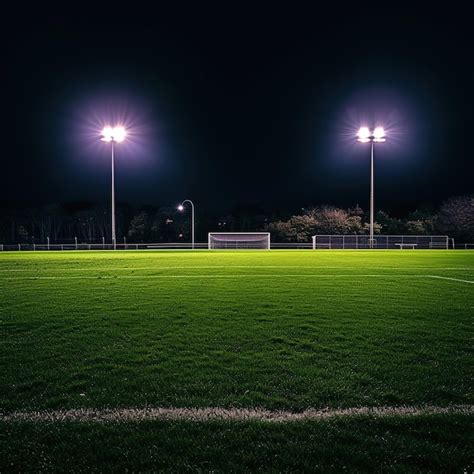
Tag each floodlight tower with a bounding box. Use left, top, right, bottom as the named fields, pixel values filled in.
left=357, top=126, right=386, bottom=248
left=178, top=200, right=195, bottom=249
left=101, top=126, right=126, bottom=250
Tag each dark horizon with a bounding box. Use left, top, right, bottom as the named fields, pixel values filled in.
left=2, top=6, right=473, bottom=216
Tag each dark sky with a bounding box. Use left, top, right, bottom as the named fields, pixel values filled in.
left=2, top=5, right=473, bottom=215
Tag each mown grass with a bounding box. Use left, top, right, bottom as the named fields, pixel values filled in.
left=2, top=416, right=473, bottom=472
left=1, top=250, right=473, bottom=471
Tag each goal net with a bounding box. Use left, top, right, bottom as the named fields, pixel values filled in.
left=208, top=232, right=270, bottom=249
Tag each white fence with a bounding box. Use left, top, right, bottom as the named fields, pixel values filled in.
left=312, top=235, right=451, bottom=250
left=2, top=238, right=474, bottom=252
left=0, top=242, right=209, bottom=251
left=0, top=242, right=311, bottom=251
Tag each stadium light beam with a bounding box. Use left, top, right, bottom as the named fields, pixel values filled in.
left=178, top=200, right=195, bottom=250
left=357, top=127, right=386, bottom=249
left=101, top=126, right=127, bottom=250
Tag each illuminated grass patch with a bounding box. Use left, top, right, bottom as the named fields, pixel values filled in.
left=1, top=250, right=473, bottom=470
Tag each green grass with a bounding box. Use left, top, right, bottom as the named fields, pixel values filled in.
left=1, top=250, right=473, bottom=471
left=2, top=416, right=473, bottom=472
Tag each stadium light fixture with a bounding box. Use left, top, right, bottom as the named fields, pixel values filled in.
left=357, top=126, right=386, bottom=248
left=178, top=200, right=195, bottom=250
left=101, top=125, right=127, bottom=250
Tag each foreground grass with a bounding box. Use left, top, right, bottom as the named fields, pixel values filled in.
left=2, top=416, right=472, bottom=472
left=1, top=251, right=472, bottom=412
left=1, top=250, right=473, bottom=470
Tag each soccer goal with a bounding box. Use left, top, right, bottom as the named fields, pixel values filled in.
left=208, top=232, right=270, bottom=249
left=312, top=235, right=450, bottom=249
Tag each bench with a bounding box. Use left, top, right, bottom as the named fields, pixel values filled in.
left=394, top=243, right=417, bottom=250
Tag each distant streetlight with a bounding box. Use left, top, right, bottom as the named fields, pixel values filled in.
left=178, top=200, right=195, bottom=249
left=101, top=126, right=126, bottom=250
left=357, top=126, right=386, bottom=249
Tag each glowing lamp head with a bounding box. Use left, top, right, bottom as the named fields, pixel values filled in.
left=113, top=126, right=126, bottom=142
left=101, top=125, right=126, bottom=143
left=177, top=205, right=184, bottom=212
left=357, top=127, right=371, bottom=143
left=101, top=126, right=114, bottom=142
left=373, top=126, right=386, bottom=142
left=357, top=126, right=386, bottom=143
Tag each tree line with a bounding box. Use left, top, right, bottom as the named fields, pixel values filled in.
left=0, top=195, right=473, bottom=244
left=268, top=195, right=474, bottom=242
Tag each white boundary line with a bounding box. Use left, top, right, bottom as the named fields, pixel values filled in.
left=427, top=275, right=474, bottom=284
left=2, top=405, right=472, bottom=423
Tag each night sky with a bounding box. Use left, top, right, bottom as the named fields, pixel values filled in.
left=3, top=6, right=473, bottom=215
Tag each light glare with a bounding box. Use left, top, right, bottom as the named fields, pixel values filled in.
left=113, top=126, right=126, bottom=142
left=101, top=125, right=126, bottom=143
left=177, top=205, right=184, bottom=211
left=101, top=126, right=113, bottom=142
left=373, top=126, right=386, bottom=141
left=357, top=126, right=386, bottom=143
left=357, top=127, right=370, bottom=142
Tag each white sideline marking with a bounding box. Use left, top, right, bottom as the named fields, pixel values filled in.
left=2, top=405, right=472, bottom=423
left=428, top=275, right=474, bottom=284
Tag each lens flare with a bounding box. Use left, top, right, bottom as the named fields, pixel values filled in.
left=177, top=205, right=184, bottom=211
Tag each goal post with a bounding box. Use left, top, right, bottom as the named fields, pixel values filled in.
left=208, top=232, right=270, bottom=250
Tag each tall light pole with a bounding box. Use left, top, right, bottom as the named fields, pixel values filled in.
left=357, top=126, right=386, bottom=249
left=101, top=126, right=126, bottom=250
left=178, top=200, right=195, bottom=249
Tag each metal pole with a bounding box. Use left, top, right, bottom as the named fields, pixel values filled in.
left=47, top=236, right=50, bottom=251
left=111, top=140, right=116, bottom=250
left=181, top=200, right=195, bottom=250
left=370, top=140, right=374, bottom=249
left=191, top=201, right=195, bottom=250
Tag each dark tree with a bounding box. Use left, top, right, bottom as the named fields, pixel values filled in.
left=128, top=211, right=149, bottom=242
left=436, top=195, right=474, bottom=242
left=376, top=211, right=405, bottom=235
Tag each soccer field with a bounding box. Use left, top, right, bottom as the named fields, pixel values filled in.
left=1, top=250, right=473, bottom=471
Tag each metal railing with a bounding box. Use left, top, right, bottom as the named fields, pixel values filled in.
left=0, top=242, right=208, bottom=251
left=0, top=242, right=312, bottom=251
left=2, top=238, right=473, bottom=252
left=454, top=243, right=474, bottom=250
